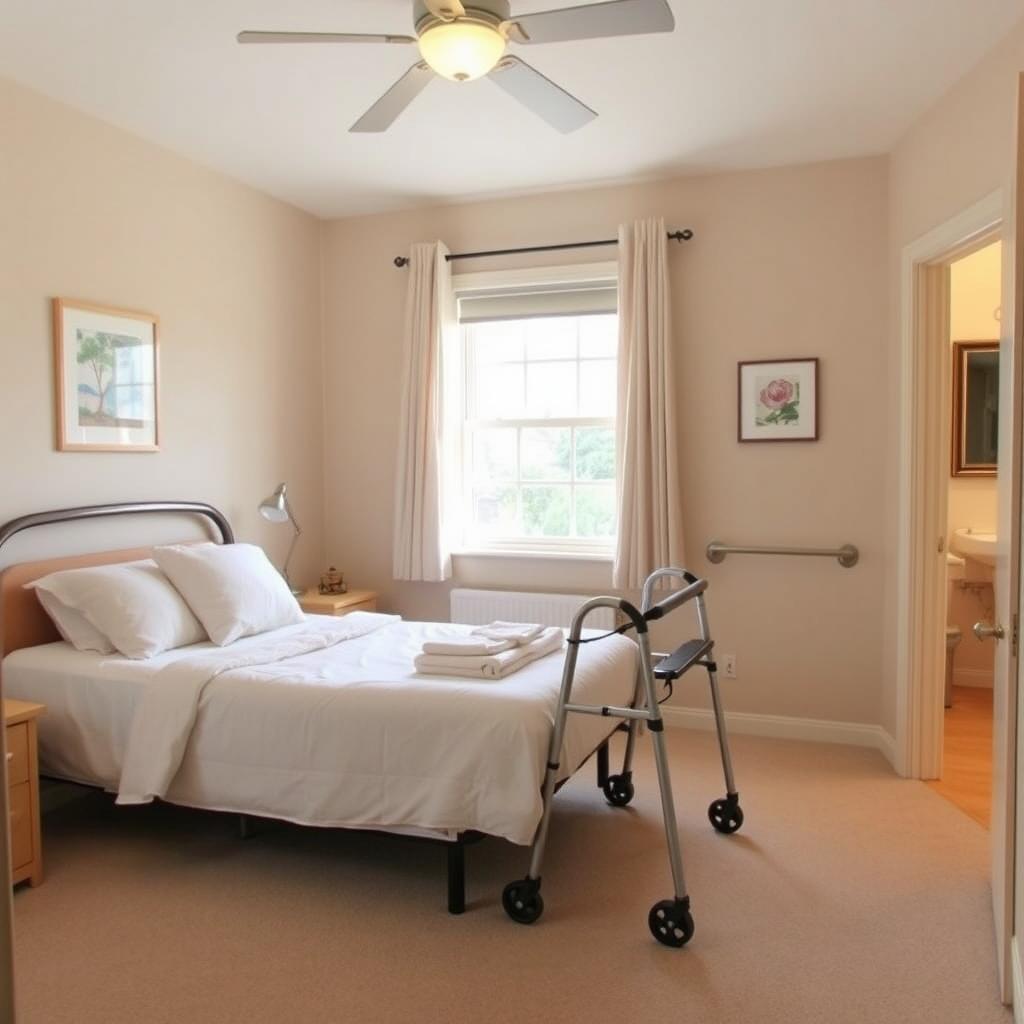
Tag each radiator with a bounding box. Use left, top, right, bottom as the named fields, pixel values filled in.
left=449, top=588, right=615, bottom=630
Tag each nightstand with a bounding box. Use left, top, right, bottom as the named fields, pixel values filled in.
left=298, top=589, right=378, bottom=617
left=4, top=698, right=44, bottom=887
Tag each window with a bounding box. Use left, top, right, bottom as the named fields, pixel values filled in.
left=453, top=265, right=618, bottom=555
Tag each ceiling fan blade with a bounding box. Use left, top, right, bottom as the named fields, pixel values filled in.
left=489, top=56, right=596, bottom=133
left=507, top=0, right=674, bottom=44
left=422, top=0, right=467, bottom=20
left=350, top=62, right=435, bottom=133
left=237, top=31, right=415, bottom=45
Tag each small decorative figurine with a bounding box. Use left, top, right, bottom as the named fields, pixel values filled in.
left=319, top=566, right=347, bottom=595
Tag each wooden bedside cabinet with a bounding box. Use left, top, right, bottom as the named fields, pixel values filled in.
left=4, top=699, right=45, bottom=887
left=298, top=589, right=378, bottom=617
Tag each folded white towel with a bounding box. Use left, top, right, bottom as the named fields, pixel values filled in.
left=421, top=636, right=515, bottom=656
left=414, top=626, right=564, bottom=679
left=470, top=620, right=545, bottom=645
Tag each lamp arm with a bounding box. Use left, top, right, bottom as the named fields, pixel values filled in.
left=284, top=496, right=303, bottom=538
left=281, top=531, right=300, bottom=592
left=281, top=497, right=302, bottom=593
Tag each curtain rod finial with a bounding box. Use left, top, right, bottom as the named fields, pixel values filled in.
left=669, top=229, right=694, bottom=243
left=394, top=256, right=410, bottom=268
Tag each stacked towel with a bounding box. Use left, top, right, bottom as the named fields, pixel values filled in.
left=415, top=625, right=564, bottom=679
left=421, top=636, right=516, bottom=656
left=471, top=621, right=545, bottom=644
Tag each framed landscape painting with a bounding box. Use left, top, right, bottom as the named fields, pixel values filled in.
left=53, top=298, right=159, bottom=452
left=738, top=358, right=818, bottom=442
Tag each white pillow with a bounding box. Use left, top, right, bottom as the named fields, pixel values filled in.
left=152, top=542, right=304, bottom=646
left=27, top=560, right=206, bottom=660
left=34, top=589, right=115, bottom=655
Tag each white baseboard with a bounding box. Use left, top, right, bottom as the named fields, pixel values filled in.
left=953, top=667, right=994, bottom=688
left=1012, top=935, right=1023, bottom=1021
left=660, top=706, right=898, bottom=765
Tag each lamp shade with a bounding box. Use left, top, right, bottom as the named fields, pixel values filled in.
left=417, top=20, right=506, bottom=82
left=258, top=483, right=290, bottom=524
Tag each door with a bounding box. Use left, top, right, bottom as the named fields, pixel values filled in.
left=986, top=73, right=1024, bottom=1004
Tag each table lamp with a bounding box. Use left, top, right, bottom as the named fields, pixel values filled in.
left=258, top=482, right=302, bottom=595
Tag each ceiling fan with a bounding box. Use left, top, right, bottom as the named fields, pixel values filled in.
left=238, top=0, right=675, bottom=134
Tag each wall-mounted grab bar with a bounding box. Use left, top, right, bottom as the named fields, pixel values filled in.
left=705, top=540, right=859, bottom=569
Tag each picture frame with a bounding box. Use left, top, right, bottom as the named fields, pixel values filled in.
left=951, top=339, right=999, bottom=477
left=52, top=298, right=160, bottom=452
left=737, top=358, right=819, bottom=442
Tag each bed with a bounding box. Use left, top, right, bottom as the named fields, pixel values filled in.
left=0, top=502, right=637, bottom=913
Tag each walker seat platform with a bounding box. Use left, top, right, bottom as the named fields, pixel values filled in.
left=654, top=638, right=714, bottom=681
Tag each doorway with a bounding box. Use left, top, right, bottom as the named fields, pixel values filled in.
left=926, top=239, right=1002, bottom=828
left=896, top=186, right=1021, bottom=999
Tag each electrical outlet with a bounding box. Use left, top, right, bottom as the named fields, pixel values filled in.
left=722, top=654, right=737, bottom=679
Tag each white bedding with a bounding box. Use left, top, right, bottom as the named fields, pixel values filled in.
left=2, top=613, right=638, bottom=845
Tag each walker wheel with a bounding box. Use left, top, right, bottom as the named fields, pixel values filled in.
left=708, top=796, right=744, bottom=834
left=502, top=879, right=544, bottom=925
left=648, top=899, right=694, bottom=948
left=603, top=772, right=635, bottom=807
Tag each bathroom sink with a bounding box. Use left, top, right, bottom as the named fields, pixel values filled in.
left=952, top=528, right=997, bottom=566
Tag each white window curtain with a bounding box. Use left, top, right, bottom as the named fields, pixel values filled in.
left=392, top=241, right=456, bottom=582
left=613, top=217, right=685, bottom=589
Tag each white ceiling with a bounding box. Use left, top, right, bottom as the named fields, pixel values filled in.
left=0, top=0, right=1021, bottom=218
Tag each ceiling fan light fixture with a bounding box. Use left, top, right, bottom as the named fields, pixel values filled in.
left=417, top=20, right=506, bottom=82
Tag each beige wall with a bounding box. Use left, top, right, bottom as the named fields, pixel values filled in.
left=323, top=157, right=889, bottom=726
left=0, top=78, right=324, bottom=579
left=886, top=20, right=1024, bottom=737
left=950, top=240, right=1003, bottom=341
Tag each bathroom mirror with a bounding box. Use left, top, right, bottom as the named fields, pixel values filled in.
left=952, top=340, right=999, bottom=476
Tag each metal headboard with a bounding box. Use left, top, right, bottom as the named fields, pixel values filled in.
left=0, top=500, right=235, bottom=553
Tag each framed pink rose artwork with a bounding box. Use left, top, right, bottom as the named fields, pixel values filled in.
left=737, top=358, right=818, bottom=442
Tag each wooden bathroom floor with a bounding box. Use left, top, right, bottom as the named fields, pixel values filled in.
left=925, top=685, right=993, bottom=828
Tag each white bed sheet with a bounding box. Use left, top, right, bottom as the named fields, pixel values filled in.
left=2, top=614, right=638, bottom=845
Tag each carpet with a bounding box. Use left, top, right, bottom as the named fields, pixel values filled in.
left=11, top=731, right=1012, bottom=1024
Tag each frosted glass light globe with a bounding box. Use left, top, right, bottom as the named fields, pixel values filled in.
left=418, top=21, right=506, bottom=82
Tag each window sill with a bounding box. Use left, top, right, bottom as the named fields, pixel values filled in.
left=453, top=548, right=614, bottom=563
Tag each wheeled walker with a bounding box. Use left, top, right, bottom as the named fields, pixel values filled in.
left=501, top=567, right=742, bottom=947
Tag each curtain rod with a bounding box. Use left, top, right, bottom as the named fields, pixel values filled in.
left=392, top=229, right=693, bottom=268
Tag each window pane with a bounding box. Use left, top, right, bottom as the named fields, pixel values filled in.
left=525, top=361, right=577, bottom=417
left=525, top=317, right=577, bottom=360
left=579, top=315, right=617, bottom=357
left=575, top=486, right=617, bottom=538
left=574, top=427, right=615, bottom=480
left=459, top=306, right=620, bottom=549
left=521, top=427, right=571, bottom=481
left=475, top=363, right=525, bottom=418
left=522, top=486, right=570, bottom=537
left=578, top=359, right=616, bottom=416
left=473, top=428, right=516, bottom=481
left=472, top=486, right=519, bottom=535
left=469, top=321, right=524, bottom=363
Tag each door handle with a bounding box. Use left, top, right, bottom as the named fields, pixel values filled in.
left=973, top=621, right=1005, bottom=641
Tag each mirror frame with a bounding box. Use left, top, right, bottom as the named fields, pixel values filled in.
left=951, top=339, right=999, bottom=477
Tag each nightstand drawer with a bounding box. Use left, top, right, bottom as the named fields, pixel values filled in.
left=6, top=723, right=29, bottom=786
left=9, top=782, right=32, bottom=870
left=341, top=599, right=377, bottom=615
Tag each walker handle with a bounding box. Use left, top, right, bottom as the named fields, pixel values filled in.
left=643, top=578, right=707, bottom=622
left=617, top=577, right=708, bottom=633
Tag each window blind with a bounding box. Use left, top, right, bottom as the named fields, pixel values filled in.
left=458, top=281, right=617, bottom=323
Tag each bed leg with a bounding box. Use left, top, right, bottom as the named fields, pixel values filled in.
left=447, top=842, right=466, bottom=915
left=597, top=740, right=609, bottom=790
